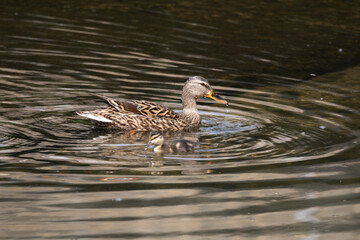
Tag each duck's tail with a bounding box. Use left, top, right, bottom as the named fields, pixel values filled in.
left=76, top=111, right=113, bottom=123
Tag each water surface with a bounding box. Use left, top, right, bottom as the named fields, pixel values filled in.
left=1, top=1, right=360, bottom=239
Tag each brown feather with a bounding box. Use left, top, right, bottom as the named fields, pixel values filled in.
left=86, top=98, right=190, bottom=131
left=79, top=75, right=226, bottom=131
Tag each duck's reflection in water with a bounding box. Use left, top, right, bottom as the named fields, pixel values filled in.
left=82, top=129, right=213, bottom=175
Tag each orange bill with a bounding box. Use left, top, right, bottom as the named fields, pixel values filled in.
left=205, top=90, right=228, bottom=104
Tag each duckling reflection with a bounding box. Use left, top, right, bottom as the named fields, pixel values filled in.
left=146, top=131, right=199, bottom=154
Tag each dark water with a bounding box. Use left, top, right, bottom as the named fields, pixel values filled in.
left=1, top=1, right=360, bottom=239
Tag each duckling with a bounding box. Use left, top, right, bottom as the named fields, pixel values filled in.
left=146, top=131, right=199, bottom=154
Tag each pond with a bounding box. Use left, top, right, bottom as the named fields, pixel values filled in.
left=0, top=1, right=360, bottom=239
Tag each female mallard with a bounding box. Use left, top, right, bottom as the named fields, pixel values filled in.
left=146, top=131, right=199, bottom=153
left=77, top=76, right=227, bottom=131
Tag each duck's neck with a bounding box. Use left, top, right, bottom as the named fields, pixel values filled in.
left=181, top=91, right=200, bottom=125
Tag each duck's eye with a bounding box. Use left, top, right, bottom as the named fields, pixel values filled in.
left=200, top=82, right=206, bottom=87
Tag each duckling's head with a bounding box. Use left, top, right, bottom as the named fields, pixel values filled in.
left=183, top=76, right=227, bottom=104
left=149, top=131, right=164, bottom=146
left=146, top=131, right=164, bottom=152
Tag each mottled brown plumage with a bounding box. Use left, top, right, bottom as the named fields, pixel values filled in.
left=77, top=76, right=227, bottom=131
left=146, top=131, right=200, bottom=153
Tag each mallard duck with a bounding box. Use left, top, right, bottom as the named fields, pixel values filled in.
left=77, top=76, right=227, bottom=131
left=146, top=131, right=199, bottom=153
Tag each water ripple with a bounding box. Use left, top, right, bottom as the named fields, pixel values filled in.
left=1, top=7, right=360, bottom=239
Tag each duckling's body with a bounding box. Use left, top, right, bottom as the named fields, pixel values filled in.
left=147, top=132, right=199, bottom=154
left=77, top=76, right=227, bottom=131
left=154, top=139, right=200, bottom=154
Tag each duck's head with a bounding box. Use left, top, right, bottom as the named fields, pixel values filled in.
left=183, top=76, right=227, bottom=104
left=146, top=131, right=164, bottom=148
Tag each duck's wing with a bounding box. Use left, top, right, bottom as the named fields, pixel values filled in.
left=133, top=100, right=180, bottom=119
left=94, top=94, right=181, bottom=119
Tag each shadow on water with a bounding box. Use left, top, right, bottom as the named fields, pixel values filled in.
left=0, top=0, right=360, bottom=239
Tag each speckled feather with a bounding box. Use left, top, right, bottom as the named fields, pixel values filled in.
left=82, top=98, right=194, bottom=131
left=77, top=76, right=227, bottom=131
